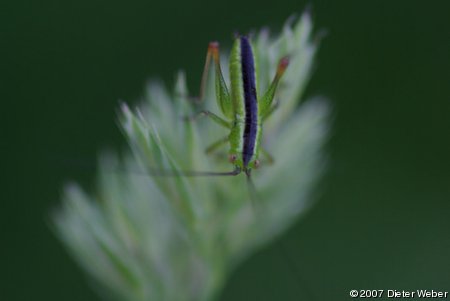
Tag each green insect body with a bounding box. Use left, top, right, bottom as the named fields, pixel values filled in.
left=196, top=36, right=289, bottom=177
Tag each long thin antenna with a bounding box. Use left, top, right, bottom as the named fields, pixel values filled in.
left=243, top=170, right=316, bottom=301
left=245, top=170, right=259, bottom=210
left=277, top=240, right=317, bottom=301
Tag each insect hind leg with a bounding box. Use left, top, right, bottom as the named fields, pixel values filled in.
left=262, top=99, right=280, bottom=121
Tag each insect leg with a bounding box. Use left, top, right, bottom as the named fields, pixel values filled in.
left=199, top=42, right=234, bottom=118
left=183, top=42, right=234, bottom=125
left=194, top=42, right=215, bottom=102
left=259, top=57, right=289, bottom=118
left=205, top=135, right=229, bottom=154
left=261, top=99, right=280, bottom=122
left=185, top=110, right=231, bottom=129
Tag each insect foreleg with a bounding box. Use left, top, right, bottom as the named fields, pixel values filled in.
left=205, top=135, right=229, bottom=154
left=184, top=110, right=231, bottom=129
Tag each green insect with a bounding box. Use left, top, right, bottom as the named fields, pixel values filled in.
left=187, top=37, right=314, bottom=297
left=186, top=35, right=289, bottom=181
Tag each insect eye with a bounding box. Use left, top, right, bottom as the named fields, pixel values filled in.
left=229, top=154, right=237, bottom=162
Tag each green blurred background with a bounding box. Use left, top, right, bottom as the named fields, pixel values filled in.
left=2, top=0, right=450, bottom=300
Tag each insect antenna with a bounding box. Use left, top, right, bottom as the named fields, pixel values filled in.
left=244, top=169, right=260, bottom=211
left=243, top=170, right=317, bottom=301
left=277, top=240, right=317, bottom=301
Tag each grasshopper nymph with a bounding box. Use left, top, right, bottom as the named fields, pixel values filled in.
left=189, top=36, right=289, bottom=180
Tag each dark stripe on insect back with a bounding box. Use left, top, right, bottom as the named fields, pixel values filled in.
left=240, top=36, right=258, bottom=168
